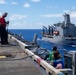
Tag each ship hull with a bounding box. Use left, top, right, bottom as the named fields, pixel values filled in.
left=42, top=36, right=76, bottom=45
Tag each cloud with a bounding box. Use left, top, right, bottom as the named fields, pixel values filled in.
left=0, top=0, right=6, bottom=4
left=10, top=22, right=30, bottom=29
left=9, top=21, right=44, bottom=29
left=40, top=14, right=62, bottom=18
left=69, top=11, right=76, bottom=24
left=11, top=2, right=18, bottom=5
left=9, top=14, right=27, bottom=21
left=31, top=0, right=41, bottom=2
left=63, top=10, right=70, bottom=13
left=23, top=3, right=30, bottom=8
left=70, top=11, right=76, bottom=18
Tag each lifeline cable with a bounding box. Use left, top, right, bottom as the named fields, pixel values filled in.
left=0, top=54, right=34, bottom=61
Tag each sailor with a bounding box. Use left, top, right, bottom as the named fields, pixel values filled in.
left=47, top=46, right=58, bottom=61
left=0, top=12, right=9, bottom=45
left=53, top=51, right=64, bottom=69
left=44, top=46, right=58, bottom=61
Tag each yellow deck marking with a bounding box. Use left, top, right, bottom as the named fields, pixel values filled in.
left=0, top=56, right=6, bottom=58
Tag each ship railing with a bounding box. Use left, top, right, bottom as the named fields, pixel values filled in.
left=64, top=37, right=76, bottom=39
left=42, top=34, right=53, bottom=38
left=8, top=34, right=72, bottom=75
left=58, top=69, right=72, bottom=74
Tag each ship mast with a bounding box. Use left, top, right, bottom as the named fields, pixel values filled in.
left=63, top=13, right=70, bottom=27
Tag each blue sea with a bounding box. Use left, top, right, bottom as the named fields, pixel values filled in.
left=9, top=29, right=76, bottom=52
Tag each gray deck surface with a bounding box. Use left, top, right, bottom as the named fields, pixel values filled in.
left=0, top=38, right=44, bottom=75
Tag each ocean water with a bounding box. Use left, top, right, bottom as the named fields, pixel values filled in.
left=9, top=29, right=76, bottom=52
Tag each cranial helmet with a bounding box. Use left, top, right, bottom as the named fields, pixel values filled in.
left=2, top=12, right=8, bottom=17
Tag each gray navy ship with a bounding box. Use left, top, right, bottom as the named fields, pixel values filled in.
left=41, top=13, right=76, bottom=44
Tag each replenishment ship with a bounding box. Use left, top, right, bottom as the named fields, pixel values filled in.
left=41, top=13, right=76, bottom=44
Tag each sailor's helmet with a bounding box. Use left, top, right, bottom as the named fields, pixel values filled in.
left=2, top=12, right=8, bottom=17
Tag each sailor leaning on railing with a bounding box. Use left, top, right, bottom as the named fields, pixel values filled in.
left=44, top=46, right=64, bottom=69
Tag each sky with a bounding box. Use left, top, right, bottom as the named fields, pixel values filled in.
left=0, top=0, right=76, bottom=29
